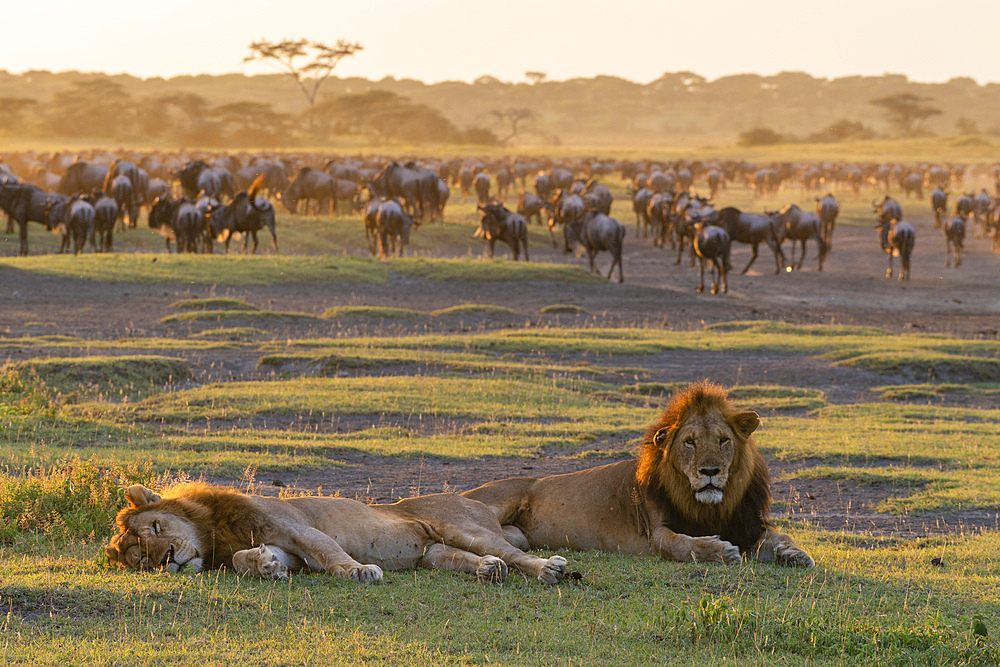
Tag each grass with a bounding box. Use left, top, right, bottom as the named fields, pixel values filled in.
left=15, top=355, right=191, bottom=400
left=161, top=309, right=318, bottom=324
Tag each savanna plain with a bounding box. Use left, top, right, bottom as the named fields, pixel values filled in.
left=2, top=145, right=1000, bottom=666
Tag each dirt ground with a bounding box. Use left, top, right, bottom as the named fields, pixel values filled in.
left=2, top=210, right=999, bottom=539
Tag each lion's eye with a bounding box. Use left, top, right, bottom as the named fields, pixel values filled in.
left=720, top=437, right=731, bottom=447
left=152, top=521, right=161, bottom=535
left=684, top=438, right=695, bottom=448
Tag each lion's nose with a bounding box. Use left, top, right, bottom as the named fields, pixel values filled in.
left=699, top=467, right=721, bottom=477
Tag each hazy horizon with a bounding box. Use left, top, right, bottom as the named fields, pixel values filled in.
left=5, top=0, right=1000, bottom=86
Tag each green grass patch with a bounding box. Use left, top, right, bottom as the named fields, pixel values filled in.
left=429, top=303, right=519, bottom=319
left=539, top=304, right=588, bottom=315
left=873, top=383, right=1000, bottom=401
left=191, top=326, right=265, bottom=340
left=832, top=352, right=1000, bottom=382
left=320, top=305, right=427, bottom=321
left=161, top=309, right=317, bottom=324
left=0, top=254, right=391, bottom=285
left=19, top=355, right=191, bottom=400
left=169, top=297, right=260, bottom=311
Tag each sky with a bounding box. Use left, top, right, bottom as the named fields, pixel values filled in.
left=5, top=0, right=1000, bottom=85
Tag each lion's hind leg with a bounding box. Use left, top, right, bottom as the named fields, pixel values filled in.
left=232, top=544, right=291, bottom=580
left=419, top=543, right=509, bottom=584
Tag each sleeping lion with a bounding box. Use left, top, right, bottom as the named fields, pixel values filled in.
left=463, top=381, right=814, bottom=567
left=106, top=483, right=567, bottom=584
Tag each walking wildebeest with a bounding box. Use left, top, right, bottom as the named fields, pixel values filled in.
left=771, top=204, right=828, bottom=271
left=877, top=218, right=915, bottom=281
left=563, top=210, right=625, bottom=283
left=0, top=183, right=67, bottom=255
left=715, top=207, right=786, bottom=274
left=930, top=188, right=948, bottom=229
left=815, top=192, right=839, bottom=248
left=693, top=224, right=731, bottom=295
left=943, top=215, right=965, bottom=268
left=475, top=202, right=529, bottom=261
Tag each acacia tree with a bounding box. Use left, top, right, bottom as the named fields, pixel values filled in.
left=870, top=94, right=942, bottom=136
left=244, top=38, right=362, bottom=128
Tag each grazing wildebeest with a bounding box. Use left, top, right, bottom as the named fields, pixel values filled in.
left=563, top=210, right=625, bottom=283
left=496, top=168, right=512, bottom=202
left=715, top=207, right=786, bottom=274
left=206, top=177, right=278, bottom=254
left=475, top=202, right=529, bottom=261
left=772, top=204, right=828, bottom=271
left=815, top=192, right=839, bottom=248
left=877, top=218, right=915, bottom=281
left=547, top=190, right=586, bottom=248
left=359, top=190, right=387, bottom=255
left=474, top=172, right=491, bottom=205
left=278, top=167, right=336, bottom=215
left=375, top=199, right=416, bottom=257
left=148, top=196, right=202, bottom=253
left=107, top=175, right=135, bottom=229
left=693, top=224, right=731, bottom=294
left=459, top=166, right=474, bottom=202
left=47, top=195, right=96, bottom=255
left=930, top=188, right=948, bottom=229
left=0, top=183, right=67, bottom=255
left=516, top=192, right=546, bottom=227
left=175, top=161, right=229, bottom=201
left=943, top=215, right=965, bottom=268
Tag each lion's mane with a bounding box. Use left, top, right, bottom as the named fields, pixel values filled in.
left=635, top=381, right=773, bottom=552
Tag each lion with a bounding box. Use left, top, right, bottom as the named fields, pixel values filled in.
left=463, top=381, right=814, bottom=567
left=106, top=482, right=568, bottom=584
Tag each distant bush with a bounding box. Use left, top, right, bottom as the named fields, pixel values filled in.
left=806, top=119, right=876, bottom=143
left=738, top=127, right=783, bottom=146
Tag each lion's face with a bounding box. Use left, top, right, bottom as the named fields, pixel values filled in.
left=106, top=486, right=204, bottom=573
left=654, top=410, right=759, bottom=506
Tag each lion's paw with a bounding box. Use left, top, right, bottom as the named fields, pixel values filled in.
left=350, top=563, right=383, bottom=584
left=537, top=555, right=567, bottom=585
left=233, top=545, right=289, bottom=580
left=477, top=555, right=508, bottom=584
left=774, top=542, right=815, bottom=568
left=689, top=535, right=741, bottom=565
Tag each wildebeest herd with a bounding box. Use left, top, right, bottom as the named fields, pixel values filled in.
left=2, top=152, right=999, bottom=291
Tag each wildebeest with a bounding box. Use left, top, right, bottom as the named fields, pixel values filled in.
left=873, top=196, right=903, bottom=224
left=563, top=210, right=625, bottom=283
left=206, top=177, right=278, bottom=254
left=772, top=204, right=828, bottom=271
left=496, top=168, right=512, bottom=202
left=474, top=172, right=491, bottom=205
left=370, top=162, right=438, bottom=222
left=943, top=215, right=965, bottom=268
left=815, top=192, right=839, bottom=248
left=475, top=203, right=529, bottom=261
left=0, top=183, right=67, bottom=255
left=693, top=224, right=731, bottom=294
left=877, top=218, right=915, bottom=281
left=630, top=187, right=653, bottom=237
left=83, top=192, right=119, bottom=252
left=534, top=173, right=552, bottom=200
left=581, top=180, right=613, bottom=215
left=375, top=199, right=416, bottom=257
left=974, top=189, right=992, bottom=239
left=930, top=188, right=948, bottom=229
left=902, top=172, right=923, bottom=199
left=516, top=192, right=546, bottom=227
left=279, top=167, right=355, bottom=216
left=547, top=190, right=586, bottom=248
left=57, top=161, right=109, bottom=195
left=148, top=196, right=202, bottom=253
left=175, top=161, right=233, bottom=201
left=715, top=207, right=786, bottom=274
left=47, top=195, right=96, bottom=255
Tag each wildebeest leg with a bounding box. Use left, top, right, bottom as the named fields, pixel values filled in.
left=697, top=257, right=706, bottom=293
left=250, top=231, right=259, bottom=254
left=488, top=239, right=495, bottom=259
left=104, top=228, right=114, bottom=253
left=886, top=254, right=893, bottom=279
left=589, top=249, right=598, bottom=273
left=522, top=232, right=529, bottom=262
left=18, top=221, right=28, bottom=256
left=741, top=243, right=759, bottom=274
left=945, top=240, right=952, bottom=267
left=796, top=240, right=806, bottom=270
left=770, top=241, right=786, bottom=274
left=718, top=257, right=727, bottom=294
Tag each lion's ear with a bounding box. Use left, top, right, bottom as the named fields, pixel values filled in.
left=126, top=485, right=161, bottom=508
left=731, top=411, right=760, bottom=437
left=653, top=427, right=671, bottom=447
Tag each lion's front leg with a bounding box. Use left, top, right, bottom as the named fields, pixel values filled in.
left=419, top=543, right=509, bottom=584
left=232, top=544, right=291, bottom=580
left=747, top=528, right=815, bottom=567
left=289, top=526, right=384, bottom=583
left=652, top=526, right=741, bottom=564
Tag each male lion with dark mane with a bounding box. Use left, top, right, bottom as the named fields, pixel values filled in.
left=106, top=483, right=568, bottom=584
left=463, top=381, right=814, bottom=567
